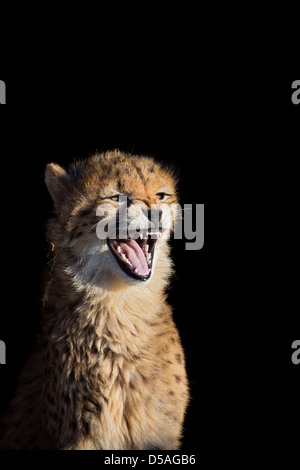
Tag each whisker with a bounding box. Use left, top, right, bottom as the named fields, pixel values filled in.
left=46, top=254, right=57, bottom=265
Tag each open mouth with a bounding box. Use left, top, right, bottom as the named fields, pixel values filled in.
left=107, top=229, right=162, bottom=281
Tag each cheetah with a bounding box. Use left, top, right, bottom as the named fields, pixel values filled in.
left=0, top=150, right=189, bottom=450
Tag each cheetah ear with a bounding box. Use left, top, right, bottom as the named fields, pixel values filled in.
left=45, top=163, right=69, bottom=208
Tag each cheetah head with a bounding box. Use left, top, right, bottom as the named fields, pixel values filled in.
left=45, top=150, right=179, bottom=290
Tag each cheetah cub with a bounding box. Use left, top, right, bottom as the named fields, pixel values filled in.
left=0, top=150, right=189, bottom=450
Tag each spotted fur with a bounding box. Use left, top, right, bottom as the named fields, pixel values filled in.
left=0, top=150, right=189, bottom=450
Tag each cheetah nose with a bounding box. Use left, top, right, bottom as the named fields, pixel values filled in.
left=147, top=209, right=163, bottom=222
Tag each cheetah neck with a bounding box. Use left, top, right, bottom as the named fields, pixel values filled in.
left=43, top=257, right=170, bottom=361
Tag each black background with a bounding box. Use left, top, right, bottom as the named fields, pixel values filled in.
left=0, top=73, right=299, bottom=462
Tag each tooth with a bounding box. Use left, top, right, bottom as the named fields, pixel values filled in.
left=134, top=268, right=138, bottom=273
left=121, top=254, right=127, bottom=261
left=145, top=244, right=149, bottom=252
left=148, top=253, right=151, bottom=260
left=117, top=246, right=122, bottom=253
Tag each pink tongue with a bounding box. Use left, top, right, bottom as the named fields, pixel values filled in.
left=119, top=239, right=149, bottom=275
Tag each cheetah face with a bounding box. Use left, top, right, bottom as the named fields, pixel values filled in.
left=45, top=151, right=179, bottom=290
left=95, top=195, right=174, bottom=285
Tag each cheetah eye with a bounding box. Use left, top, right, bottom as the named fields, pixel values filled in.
left=110, top=195, right=121, bottom=202
left=156, top=192, right=171, bottom=201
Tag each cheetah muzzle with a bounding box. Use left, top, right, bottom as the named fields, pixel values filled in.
left=107, top=228, right=162, bottom=282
